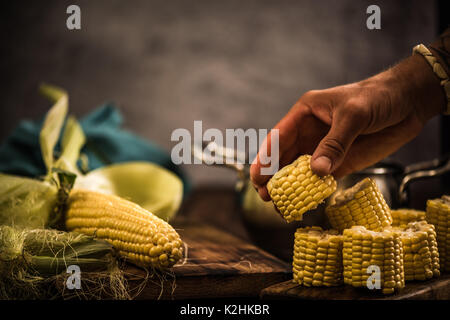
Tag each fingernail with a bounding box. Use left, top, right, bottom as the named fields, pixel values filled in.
left=313, top=156, right=332, bottom=174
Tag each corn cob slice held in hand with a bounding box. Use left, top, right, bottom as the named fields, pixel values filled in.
left=293, top=226, right=343, bottom=287
left=426, top=195, right=450, bottom=272
left=391, top=209, right=426, bottom=227
left=343, top=226, right=404, bottom=295
left=325, top=178, right=392, bottom=232
left=393, top=221, right=440, bottom=281
left=65, top=189, right=183, bottom=270
left=267, top=155, right=337, bottom=223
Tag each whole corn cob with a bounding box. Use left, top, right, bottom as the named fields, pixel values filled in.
left=393, top=221, right=440, bottom=281
left=65, top=189, right=183, bottom=269
left=325, top=178, right=392, bottom=232
left=391, top=209, right=425, bottom=227
left=293, top=226, right=343, bottom=287
left=267, top=155, right=337, bottom=223
left=343, top=226, right=404, bottom=294
left=426, top=195, right=450, bottom=272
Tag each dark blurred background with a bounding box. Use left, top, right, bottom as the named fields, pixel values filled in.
left=0, top=0, right=447, bottom=208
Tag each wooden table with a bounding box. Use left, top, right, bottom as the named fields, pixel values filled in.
left=260, top=274, right=450, bottom=300
left=127, top=218, right=291, bottom=299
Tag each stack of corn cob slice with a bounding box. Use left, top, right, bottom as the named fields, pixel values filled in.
left=325, top=178, right=392, bottom=232
left=393, top=221, right=440, bottom=281
left=293, top=226, right=343, bottom=287
left=343, top=226, right=405, bottom=294
left=391, top=209, right=426, bottom=227
left=267, top=155, right=337, bottom=222
left=266, top=155, right=446, bottom=295
left=426, top=196, right=450, bottom=272
left=66, top=189, right=183, bottom=270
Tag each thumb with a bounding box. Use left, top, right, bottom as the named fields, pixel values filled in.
left=311, top=113, right=362, bottom=176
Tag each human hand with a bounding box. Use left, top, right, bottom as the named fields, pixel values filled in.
left=251, top=54, right=446, bottom=201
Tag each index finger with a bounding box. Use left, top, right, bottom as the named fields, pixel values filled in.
left=250, top=103, right=310, bottom=192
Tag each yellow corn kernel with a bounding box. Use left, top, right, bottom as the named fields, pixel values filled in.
left=293, top=226, right=343, bottom=287
left=426, top=195, right=450, bottom=272
left=326, top=178, right=392, bottom=232
left=66, top=189, right=183, bottom=270
left=342, top=226, right=404, bottom=294
left=267, top=155, right=337, bottom=222
left=391, top=209, right=426, bottom=227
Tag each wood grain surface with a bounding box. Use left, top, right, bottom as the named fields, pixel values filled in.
left=126, top=218, right=291, bottom=299
left=260, top=274, right=450, bottom=300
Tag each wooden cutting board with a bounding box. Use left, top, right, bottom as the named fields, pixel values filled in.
left=260, top=274, right=450, bottom=300
left=125, top=218, right=291, bottom=299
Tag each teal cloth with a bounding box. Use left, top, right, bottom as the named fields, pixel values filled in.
left=0, top=104, right=191, bottom=194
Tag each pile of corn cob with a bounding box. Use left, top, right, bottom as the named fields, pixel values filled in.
left=267, top=154, right=447, bottom=295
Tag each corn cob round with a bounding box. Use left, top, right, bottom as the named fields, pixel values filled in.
left=391, top=209, right=425, bottom=227
left=343, top=226, right=404, bottom=294
left=393, top=221, right=440, bottom=281
left=267, top=155, right=337, bottom=223
left=426, top=196, right=450, bottom=272
left=325, top=178, right=392, bottom=233
left=65, top=189, right=183, bottom=269
left=293, top=226, right=343, bottom=287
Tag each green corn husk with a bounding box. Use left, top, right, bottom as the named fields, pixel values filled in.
left=39, top=84, right=70, bottom=179
left=0, top=84, right=70, bottom=229
left=24, top=229, right=115, bottom=275
left=0, top=174, right=58, bottom=228
left=53, top=116, right=86, bottom=175
left=0, top=226, right=131, bottom=300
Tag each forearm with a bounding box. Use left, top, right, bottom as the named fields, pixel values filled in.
left=390, top=54, right=446, bottom=122
left=358, top=53, right=446, bottom=125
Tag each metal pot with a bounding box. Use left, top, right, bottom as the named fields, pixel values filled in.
left=193, top=142, right=450, bottom=261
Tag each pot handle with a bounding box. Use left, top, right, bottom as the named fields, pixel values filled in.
left=398, top=155, right=450, bottom=203
left=403, top=157, right=445, bottom=174
left=191, top=142, right=248, bottom=191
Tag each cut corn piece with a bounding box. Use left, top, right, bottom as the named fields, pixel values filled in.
left=343, top=226, right=404, bottom=294
left=66, top=189, right=183, bottom=269
left=426, top=195, right=450, bottom=272
left=293, top=226, right=343, bottom=287
left=326, top=178, right=392, bottom=232
left=393, top=221, right=440, bottom=280
left=267, top=155, right=337, bottom=223
left=391, top=209, right=425, bottom=227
